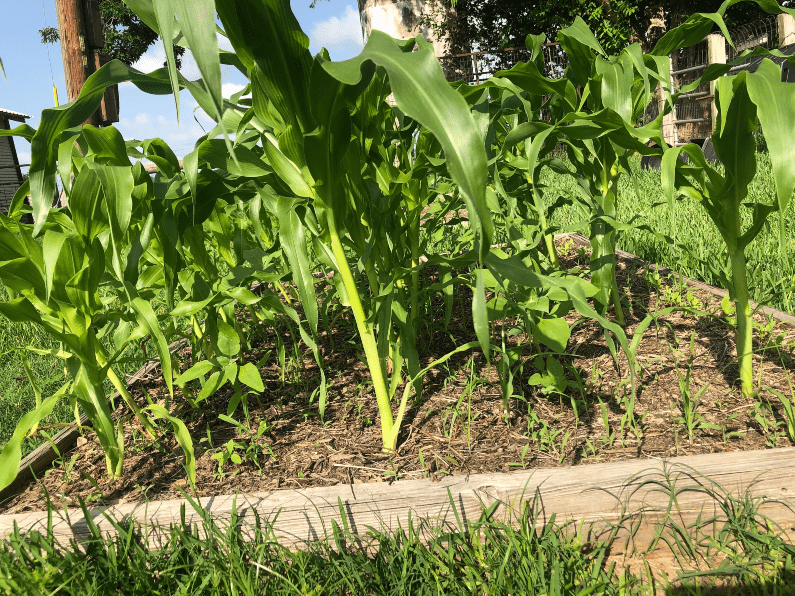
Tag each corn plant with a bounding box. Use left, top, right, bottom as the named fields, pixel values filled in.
left=0, top=123, right=198, bottom=490
left=662, top=59, right=795, bottom=396
left=102, top=0, right=492, bottom=453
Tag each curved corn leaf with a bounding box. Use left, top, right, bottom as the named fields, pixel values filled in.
left=322, top=31, right=492, bottom=257
left=746, top=58, right=795, bottom=250
left=0, top=388, right=66, bottom=492
left=276, top=196, right=318, bottom=334
left=216, top=0, right=313, bottom=133
left=147, top=404, right=196, bottom=486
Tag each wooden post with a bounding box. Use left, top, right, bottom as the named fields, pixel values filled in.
left=659, top=57, right=676, bottom=145
left=55, top=0, right=100, bottom=126
left=707, top=33, right=726, bottom=131
left=778, top=13, right=795, bottom=48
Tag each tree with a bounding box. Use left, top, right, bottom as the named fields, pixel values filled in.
left=39, top=0, right=184, bottom=69
left=429, top=0, right=791, bottom=60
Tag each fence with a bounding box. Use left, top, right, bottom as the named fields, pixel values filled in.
left=438, top=42, right=567, bottom=85
left=440, top=13, right=795, bottom=145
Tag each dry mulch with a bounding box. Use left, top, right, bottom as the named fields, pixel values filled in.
left=2, top=241, right=794, bottom=514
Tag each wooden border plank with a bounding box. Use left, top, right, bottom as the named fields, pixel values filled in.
left=2, top=448, right=794, bottom=551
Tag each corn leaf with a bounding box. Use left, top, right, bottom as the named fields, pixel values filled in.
left=322, top=31, right=491, bottom=257
left=746, top=58, right=795, bottom=250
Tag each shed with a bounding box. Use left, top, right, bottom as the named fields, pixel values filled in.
left=0, top=108, right=31, bottom=215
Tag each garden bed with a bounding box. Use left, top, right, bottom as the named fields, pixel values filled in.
left=1, top=235, right=793, bottom=516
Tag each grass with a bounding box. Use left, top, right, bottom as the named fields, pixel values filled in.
left=3, top=476, right=795, bottom=595
left=542, top=151, right=795, bottom=314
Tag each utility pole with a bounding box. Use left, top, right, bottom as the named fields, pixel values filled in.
left=55, top=0, right=117, bottom=126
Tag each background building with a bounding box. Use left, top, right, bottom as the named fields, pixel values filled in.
left=0, top=108, right=30, bottom=215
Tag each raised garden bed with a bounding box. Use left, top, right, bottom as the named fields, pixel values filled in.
left=1, top=235, right=793, bottom=538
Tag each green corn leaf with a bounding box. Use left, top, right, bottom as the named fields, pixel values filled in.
left=147, top=404, right=196, bottom=486
left=473, top=268, right=490, bottom=364
left=81, top=125, right=131, bottom=166
left=238, top=362, right=264, bottom=392
left=69, top=167, right=106, bottom=241
left=130, top=295, right=174, bottom=396
left=74, top=363, right=123, bottom=478
left=91, top=163, right=134, bottom=238
left=746, top=58, right=795, bottom=251
left=216, top=0, right=313, bottom=133
left=226, top=287, right=261, bottom=305
left=198, top=139, right=270, bottom=177
left=594, top=53, right=634, bottom=123
left=122, top=0, right=159, bottom=31
left=650, top=11, right=728, bottom=57
left=42, top=230, right=67, bottom=302
left=151, top=0, right=183, bottom=120
left=304, top=50, right=370, bottom=220
left=0, top=122, right=36, bottom=141
left=0, top=389, right=65, bottom=492
left=322, top=31, right=491, bottom=257
left=276, top=196, right=318, bottom=335
left=557, top=17, right=604, bottom=87
left=27, top=60, right=179, bottom=235
left=174, top=0, right=223, bottom=121
left=264, top=134, right=314, bottom=198
left=0, top=296, right=42, bottom=324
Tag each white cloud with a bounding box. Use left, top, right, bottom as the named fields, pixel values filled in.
left=135, top=112, right=150, bottom=125
left=131, top=43, right=201, bottom=81
left=310, top=5, right=364, bottom=54
left=222, top=82, right=246, bottom=98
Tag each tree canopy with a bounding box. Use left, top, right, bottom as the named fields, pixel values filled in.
left=428, top=0, right=792, bottom=58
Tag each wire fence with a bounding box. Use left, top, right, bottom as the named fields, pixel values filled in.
left=726, top=14, right=779, bottom=67
left=439, top=43, right=568, bottom=85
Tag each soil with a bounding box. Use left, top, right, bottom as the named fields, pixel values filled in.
left=2, top=238, right=794, bottom=515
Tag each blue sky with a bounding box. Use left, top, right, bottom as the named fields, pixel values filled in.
left=0, top=1, right=365, bottom=170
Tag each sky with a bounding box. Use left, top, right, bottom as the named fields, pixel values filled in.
left=0, top=1, right=365, bottom=171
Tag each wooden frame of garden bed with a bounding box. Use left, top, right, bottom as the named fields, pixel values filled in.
left=1, top=234, right=793, bottom=550
left=1, top=448, right=794, bottom=552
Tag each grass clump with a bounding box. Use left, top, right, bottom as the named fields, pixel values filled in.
left=2, top=486, right=795, bottom=595
left=543, top=153, right=795, bottom=315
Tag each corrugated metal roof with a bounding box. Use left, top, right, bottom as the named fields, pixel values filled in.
left=0, top=108, right=31, bottom=122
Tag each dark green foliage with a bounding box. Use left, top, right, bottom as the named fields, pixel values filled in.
left=429, top=0, right=793, bottom=61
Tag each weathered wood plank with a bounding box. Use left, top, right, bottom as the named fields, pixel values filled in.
left=3, top=448, right=794, bottom=552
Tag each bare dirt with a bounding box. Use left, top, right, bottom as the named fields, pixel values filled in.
left=2, top=240, right=794, bottom=515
